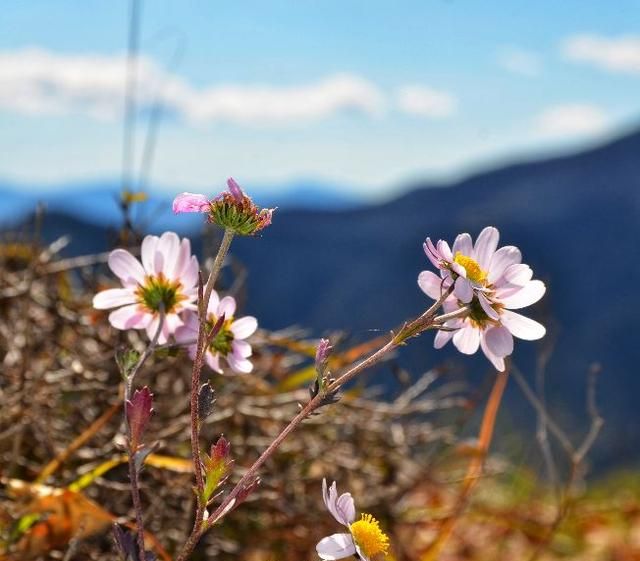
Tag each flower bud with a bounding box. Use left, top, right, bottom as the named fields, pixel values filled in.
left=126, top=386, right=153, bottom=451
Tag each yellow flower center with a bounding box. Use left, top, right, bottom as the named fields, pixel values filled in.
left=350, top=513, right=390, bottom=558
left=453, top=252, right=487, bottom=285
left=135, top=273, right=186, bottom=314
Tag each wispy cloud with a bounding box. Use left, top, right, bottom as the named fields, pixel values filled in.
left=562, top=34, right=640, bottom=74
left=0, top=48, right=385, bottom=125
left=395, top=85, right=457, bottom=118
left=497, top=47, right=541, bottom=77
left=534, top=103, right=609, bottom=138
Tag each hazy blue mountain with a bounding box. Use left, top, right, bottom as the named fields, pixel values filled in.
left=6, top=128, right=640, bottom=470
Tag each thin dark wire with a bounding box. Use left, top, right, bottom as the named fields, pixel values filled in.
left=121, top=0, right=142, bottom=195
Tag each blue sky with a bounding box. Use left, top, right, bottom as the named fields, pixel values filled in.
left=1, top=0, right=639, bottom=199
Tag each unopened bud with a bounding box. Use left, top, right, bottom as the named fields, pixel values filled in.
left=126, top=386, right=153, bottom=450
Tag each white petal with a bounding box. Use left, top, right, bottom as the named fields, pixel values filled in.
left=335, top=493, right=356, bottom=526
left=437, top=239, right=453, bottom=261
left=316, top=534, right=356, bottom=560
left=473, top=226, right=499, bottom=269
left=226, top=353, right=253, bottom=374
left=488, top=246, right=521, bottom=284
left=108, top=249, right=145, bottom=286
left=498, top=264, right=532, bottom=287
left=418, top=270, right=448, bottom=300
left=478, top=292, right=500, bottom=320
left=217, top=295, right=236, bottom=319
left=501, top=310, right=546, bottom=340
left=140, top=235, right=159, bottom=274
left=168, top=237, right=191, bottom=281
left=452, top=232, right=473, bottom=256
left=434, top=327, right=455, bottom=349
left=484, top=326, right=514, bottom=357
left=480, top=332, right=506, bottom=371
left=230, top=317, right=258, bottom=339
left=206, top=352, right=222, bottom=373
left=500, top=280, right=546, bottom=309
left=452, top=325, right=480, bottom=355
left=454, top=277, right=473, bottom=303
left=206, top=290, right=220, bottom=316
left=182, top=256, right=200, bottom=291
left=93, top=288, right=136, bottom=309
left=157, top=232, right=180, bottom=277
left=108, top=305, right=150, bottom=330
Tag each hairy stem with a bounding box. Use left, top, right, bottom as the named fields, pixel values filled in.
left=182, top=227, right=235, bottom=559
left=125, top=311, right=164, bottom=561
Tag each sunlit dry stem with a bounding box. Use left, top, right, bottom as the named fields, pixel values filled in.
left=421, top=367, right=510, bottom=561
left=175, top=282, right=461, bottom=561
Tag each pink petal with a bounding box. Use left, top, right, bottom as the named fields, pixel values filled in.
left=454, top=277, right=473, bottom=303
left=418, top=270, right=450, bottom=300
left=108, top=249, right=145, bottom=286
left=500, top=280, right=546, bottom=309
left=423, top=238, right=442, bottom=269
left=226, top=353, right=253, bottom=374
left=140, top=235, right=159, bottom=275
left=480, top=332, right=506, bottom=371
left=484, top=326, right=514, bottom=357
left=488, top=246, right=521, bottom=284
left=93, top=288, right=136, bottom=309
left=316, top=533, right=356, bottom=560
left=174, top=321, right=197, bottom=344
left=452, top=232, right=473, bottom=256
left=217, top=295, right=237, bottom=319
left=172, top=192, right=211, bottom=213
left=501, top=310, right=546, bottom=340
left=452, top=325, right=480, bottom=355
left=473, top=226, right=499, bottom=269
left=108, top=305, right=150, bottom=330
left=226, top=177, right=245, bottom=201
left=230, top=316, right=258, bottom=339
left=232, top=339, right=252, bottom=358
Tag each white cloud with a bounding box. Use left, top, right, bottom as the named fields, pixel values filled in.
left=534, top=103, right=609, bottom=138
left=497, top=47, right=541, bottom=77
left=562, top=34, right=640, bottom=74
left=396, top=85, right=457, bottom=118
left=0, top=48, right=385, bottom=125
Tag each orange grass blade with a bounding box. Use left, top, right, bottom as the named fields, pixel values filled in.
left=421, top=369, right=509, bottom=561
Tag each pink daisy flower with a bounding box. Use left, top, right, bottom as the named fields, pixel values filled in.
left=92, top=232, right=199, bottom=344
left=419, top=226, right=546, bottom=371
left=175, top=290, right=258, bottom=374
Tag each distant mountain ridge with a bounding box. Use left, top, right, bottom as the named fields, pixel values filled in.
left=0, top=177, right=363, bottom=230
left=5, top=128, right=640, bottom=470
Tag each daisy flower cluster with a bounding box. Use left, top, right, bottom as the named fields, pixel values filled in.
left=316, top=480, right=390, bottom=561
left=93, top=231, right=257, bottom=374
left=419, top=226, right=546, bottom=371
